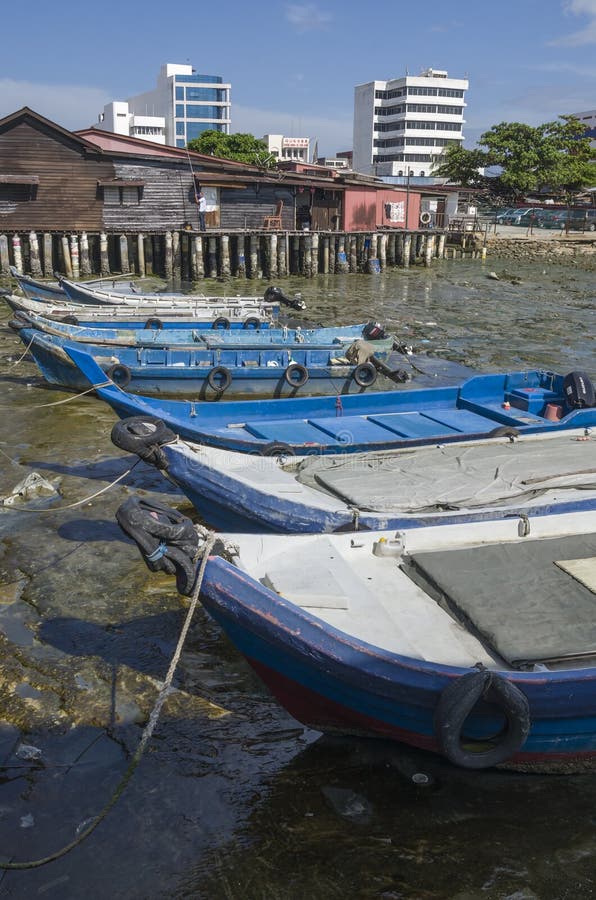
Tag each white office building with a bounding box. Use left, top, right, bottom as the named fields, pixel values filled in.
left=262, top=134, right=310, bottom=163
left=97, top=64, right=231, bottom=148
left=570, top=109, right=596, bottom=150
left=353, top=68, right=469, bottom=178
left=97, top=101, right=166, bottom=144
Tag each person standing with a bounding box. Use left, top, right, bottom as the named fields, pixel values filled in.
left=197, top=190, right=207, bottom=231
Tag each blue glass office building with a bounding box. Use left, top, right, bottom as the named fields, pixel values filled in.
left=127, top=64, right=231, bottom=148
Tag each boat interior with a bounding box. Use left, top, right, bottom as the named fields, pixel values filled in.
left=238, top=519, right=596, bottom=673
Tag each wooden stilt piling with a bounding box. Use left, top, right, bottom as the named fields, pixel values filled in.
left=60, top=235, right=72, bottom=278
left=29, top=231, right=42, bottom=276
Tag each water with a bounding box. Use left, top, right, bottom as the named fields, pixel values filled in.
left=0, top=258, right=595, bottom=899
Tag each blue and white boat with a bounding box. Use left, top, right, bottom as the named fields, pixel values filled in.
left=2, top=291, right=279, bottom=329
left=9, top=266, right=139, bottom=302
left=67, top=346, right=596, bottom=450
left=58, top=276, right=306, bottom=311
left=16, top=328, right=394, bottom=398
left=10, top=308, right=388, bottom=349
left=110, top=425, right=596, bottom=533
left=117, top=496, right=596, bottom=772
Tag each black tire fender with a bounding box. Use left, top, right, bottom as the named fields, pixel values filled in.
left=487, top=426, right=520, bottom=439
left=116, top=496, right=200, bottom=595
left=207, top=365, right=233, bottom=392
left=111, top=416, right=176, bottom=467
left=60, top=315, right=80, bottom=326
left=105, top=363, right=132, bottom=388
left=353, top=362, right=378, bottom=387
left=434, top=670, right=530, bottom=769
left=144, top=317, right=163, bottom=330
left=284, top=362, right=309, bottom=387
left=259, top=441, right=295, bottom=459
left=243, top=316, right=261, bottom=330
left=212, top=316, right=231, bottom=330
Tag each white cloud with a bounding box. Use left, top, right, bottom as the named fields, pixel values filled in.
left=551, top=0, right=596, bottom=45
left=232, top=103, right=352, bottom=156
left=285, top=4, right=332, bottom=31
left=0, top=79, right=111, bottom=130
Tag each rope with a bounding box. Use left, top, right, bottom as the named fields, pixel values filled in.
left=0, top=531, right=216, bottom=870
left=1, top=459, right=142, bottom=513
left=6, top=334, right=36, bottom=368
left=0, top=382, right=112, bottom=411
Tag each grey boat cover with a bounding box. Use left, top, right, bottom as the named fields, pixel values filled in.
left=293, top=437, right=596, bottom=513
left=406, top=533, right=596, bottom=667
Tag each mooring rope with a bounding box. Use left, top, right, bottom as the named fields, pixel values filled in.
left=0, top=381, right=112, bottom=411
left=1, top=458, right=142, bottom=512
left=0, top=530, right=216, bottom=870
left=6, top=333, right=36, bottom=368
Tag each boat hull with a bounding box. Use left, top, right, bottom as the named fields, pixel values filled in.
left=22, top=332, right=392, bottom=399
left=158, top=437, right=596, bottom=533
left=199, top=555, right=596, bottom=771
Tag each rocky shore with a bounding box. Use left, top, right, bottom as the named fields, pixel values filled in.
left=484, top=229, right=596, bottom=268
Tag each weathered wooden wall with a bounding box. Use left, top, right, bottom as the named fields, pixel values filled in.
left=0, top=120, right=113, bottom=232
left=105, top=162, right=198, bottom=232
left=219, top=186, right=295, bottom=231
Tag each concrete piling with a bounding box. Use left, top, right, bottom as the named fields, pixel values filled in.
left=0, top=227, right=455, bottom=279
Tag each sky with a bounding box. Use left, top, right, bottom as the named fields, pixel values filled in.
left=1, top=0, right=596, bottom=156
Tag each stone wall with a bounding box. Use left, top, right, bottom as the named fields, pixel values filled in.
left=486, top=238, right=596, bottom=269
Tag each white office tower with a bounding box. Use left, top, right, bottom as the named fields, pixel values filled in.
left=97, top=64, right=231, bottom=148
left=353, top=69, right=469, bottom=177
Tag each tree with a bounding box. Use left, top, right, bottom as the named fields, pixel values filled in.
left=432, top=116, right=595, bottom=204
left=431, top=144, right=488, bottom=188
left=187, top=131, right=275, bottom=167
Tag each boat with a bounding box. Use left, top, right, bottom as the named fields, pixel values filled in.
left=116, top=495, right=596, bottom=772
left=109, top=426, right=596, bottom=533
left=1, top=291, right=279, bottom=329
left=16, top=328, right=395, bottom=398
left=10, top=308, right=390, bottom=350
left=66, top=346, right=596, bottom=450
left=58, top=276, right=307, bottom=311
left=8, top=265, right=139, bottom=302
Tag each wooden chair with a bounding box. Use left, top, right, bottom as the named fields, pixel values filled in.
left=264, top=200, right=284, bottom=230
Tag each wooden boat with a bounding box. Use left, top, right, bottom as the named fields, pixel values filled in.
left=59, top=276, right=307, bottom=311
left=17, top=329, right=395, bottom=398
left=8, top=266, right=138, bottom=301
left=10, top=308, right=388, bottom=350
left=66, top=346, right=596, bottom=450
left=1, top=291, right=281, bottom=328
left=116, top=496, right=596, bottom=772
left=109, top=427, right=596, bottom=533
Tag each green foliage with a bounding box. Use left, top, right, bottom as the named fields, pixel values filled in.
left=432, top=116, right=595, bottom=203
left=432, top=145, right=488, bottom=187
left=187, top=131, right=275, bottom=167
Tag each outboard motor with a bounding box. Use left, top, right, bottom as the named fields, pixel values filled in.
left=263, top=286, right=306, bottom=311
left=563, top=371, right=595, bottom=409
left=362, top=321, right=387, bottom=341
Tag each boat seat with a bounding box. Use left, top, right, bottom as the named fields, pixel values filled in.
left=506, top=387, right=561, bottom=415
left=367, top=408, right=500, bottom=438
left=457, top=398, right=545, bottom=427
left=260, top=537, right=497, bottom=664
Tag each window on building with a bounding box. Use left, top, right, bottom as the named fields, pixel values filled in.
left=186, top=122, right=222, bottom=142
left=176, top=122, right=185, bottom=136
left=0, top=175, right=39, bottom=201
left=175, top=105, right=184, bottom=118
left=99, top=181, right=144, bottom=205
left=176, top=87, right=184, bottom=100
left=185, top=105, right=223, bottom=119
left=186, top=87, right=223, bottom=102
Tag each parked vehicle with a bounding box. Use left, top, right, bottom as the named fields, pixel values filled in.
left=499, top=208, right=531, bottom=225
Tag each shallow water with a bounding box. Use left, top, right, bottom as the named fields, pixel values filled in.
left=0, top=258, right=595, bottom=899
